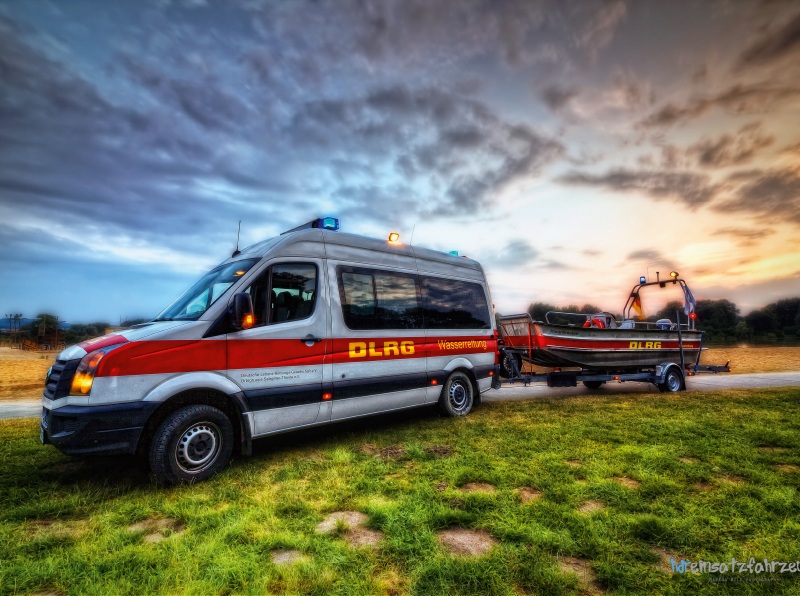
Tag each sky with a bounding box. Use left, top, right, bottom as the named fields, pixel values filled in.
left=1, top=0, right=799, bottom=324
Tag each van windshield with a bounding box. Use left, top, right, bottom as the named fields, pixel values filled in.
left=153, top=259, right=259, bottom=322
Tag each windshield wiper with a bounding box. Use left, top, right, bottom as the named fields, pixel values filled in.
left=152, top=317, right=173, bottom=322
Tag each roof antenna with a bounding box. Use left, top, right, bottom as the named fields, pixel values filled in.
left=410, top=223, right=417, bottom=245
left=231, top=220, right=242, bottom=257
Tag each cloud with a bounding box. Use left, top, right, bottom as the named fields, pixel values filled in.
left=687, top=122, right=774, bottom=168
left=737, top=11, right=800, bottom=68
left=639, top=84, right=800, bottom=127
left=627, top=249, right=663, bottom=261
left=558, top=168, right=720, bottom=207
left=711, top=226, right=775, bottom=247
left=541, top=86, right=578, bottom=112
left=578, top=0, right=627, bottom=62
left=714, top=168, right=800, bottom=224
left=486, top=239, right=539, bottom=269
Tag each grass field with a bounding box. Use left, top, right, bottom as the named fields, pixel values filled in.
left=2, top=387, right=799, bottom=595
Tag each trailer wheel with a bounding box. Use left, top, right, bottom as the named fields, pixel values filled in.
left=149, top=405, right=234, bottom=485
left=582, top=380, right=604, bottom=389
left=659, top=368, right=683, bottom=393
left=438, top=372, right=474, bottom=417
left=499, top=351, right=522, bottom=378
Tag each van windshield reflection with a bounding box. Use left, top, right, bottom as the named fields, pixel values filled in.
left=153, top=259, right=259, bottom=322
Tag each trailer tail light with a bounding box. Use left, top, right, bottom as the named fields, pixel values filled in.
left=431, top=379, right=438, bottom=385
left=322, top=393, right=332, bottom=400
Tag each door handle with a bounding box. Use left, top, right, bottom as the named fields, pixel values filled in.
left=300, top=335, right=323, bottom=343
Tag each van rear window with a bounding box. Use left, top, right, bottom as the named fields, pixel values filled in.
left=337, top=266, right=422, bottom=330
left=421, top=277, right=491, bottom=330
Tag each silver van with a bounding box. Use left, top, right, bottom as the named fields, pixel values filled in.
left=41, top=219, right=500, bottom=483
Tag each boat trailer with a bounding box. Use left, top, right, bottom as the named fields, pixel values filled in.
left=495, top=312, right=730, bottom=393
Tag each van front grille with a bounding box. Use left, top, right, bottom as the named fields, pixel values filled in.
left=44, top=359, right=80, bottom=400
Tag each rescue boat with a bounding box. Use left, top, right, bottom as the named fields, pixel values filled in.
left=499, top=274, right=704, bottom=371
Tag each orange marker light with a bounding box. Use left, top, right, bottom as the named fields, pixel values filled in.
left=242, top=314, right=254, bottom=329
left=234, top=271, right=245, bottom=276
left=431, top=379, right=438, bottom=385
left=489, top=371, right=494, bottom=376
left=388, top=232, right=399, bottom=242
left=689, top=312, right=697, bottom=319
left=613, top=376, right=619, bottom=380
left=322, top=393, right=332, bottom=400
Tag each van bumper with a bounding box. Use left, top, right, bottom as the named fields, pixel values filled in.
left=41, top=402, right=159, bottom=456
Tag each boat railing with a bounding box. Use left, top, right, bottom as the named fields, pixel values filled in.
left=542, top=311, right=692, bottom=332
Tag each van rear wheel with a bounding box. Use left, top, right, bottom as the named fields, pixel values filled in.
left=149, top=405, right=234, bottom=485
left=438, top=372, right=474, bottom=417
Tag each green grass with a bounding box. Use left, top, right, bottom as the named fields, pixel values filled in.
left=1, top=387, right=800, bottom=595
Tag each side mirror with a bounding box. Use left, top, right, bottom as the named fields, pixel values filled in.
left=230, top=293, right=254, bottom=331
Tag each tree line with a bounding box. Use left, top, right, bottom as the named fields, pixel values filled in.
left=507, top=297, right=800, bottom=344
left=0, top=315, right=149, bottom=345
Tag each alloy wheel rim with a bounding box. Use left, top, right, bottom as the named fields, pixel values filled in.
left=176, top=422, right=222, bottom=473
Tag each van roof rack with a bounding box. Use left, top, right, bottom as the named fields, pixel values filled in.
left=281, top=217, right=340, bottom=235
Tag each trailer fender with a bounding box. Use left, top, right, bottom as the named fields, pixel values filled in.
left=656, top=362, right=685, bottom=391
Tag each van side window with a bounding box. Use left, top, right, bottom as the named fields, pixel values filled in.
left=421, top=276, right=491, bottom=329
left=338, top=266, right=422, bottom=330
left=243, top=263, right=317, bottom=327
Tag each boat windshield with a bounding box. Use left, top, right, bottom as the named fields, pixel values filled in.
left=153, top=259, right=260, bottom=322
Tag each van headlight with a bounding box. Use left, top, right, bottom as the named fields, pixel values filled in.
left=70, top=346, right=119, bottom=396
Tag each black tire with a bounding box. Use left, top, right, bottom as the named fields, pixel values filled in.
left=438, top=372, right=474, bottom=417
left=659, top=368, right=683, bottom=393
left=582, top=380, right=604, bottom=389
left=149, top=405, right=234, bottom=485
left=499, top=351, right=522, bottom=378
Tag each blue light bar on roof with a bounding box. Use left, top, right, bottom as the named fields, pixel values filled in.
left=449, top=250, right=459, bottom=256
left=317, top=217, right=339, bottom=231
left=640, top=276, right=646, bottom=284
left=281, top=217, right=340, bottom=235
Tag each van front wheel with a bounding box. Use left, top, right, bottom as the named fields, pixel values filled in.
left=149, top=405, right=234, bottom=485
left=439, top=372, right=474, bottom=417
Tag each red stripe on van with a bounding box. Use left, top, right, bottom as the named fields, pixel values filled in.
left=96, top=340, right=226, bottom=377
left=329, top=335, right=495, bottom=363
left=329, top=337, right=426, bottom=363
left=95, top=335, right=494, bottom=377
left=227, top=339, right=326, bottom=369
left=77, top=334, right=129, bottom=352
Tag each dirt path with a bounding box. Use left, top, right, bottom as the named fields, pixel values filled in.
left=0, top=348, right=58, bottom=401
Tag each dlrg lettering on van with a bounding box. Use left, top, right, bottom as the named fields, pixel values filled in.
left=41, top=219, right=500, bottom=484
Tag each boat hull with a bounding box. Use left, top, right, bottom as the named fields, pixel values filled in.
left=501, top=317, right=703, bottom=370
